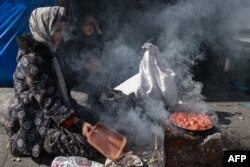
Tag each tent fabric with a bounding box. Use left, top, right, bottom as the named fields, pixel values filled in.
left=0, top=0, right=55, bottom=87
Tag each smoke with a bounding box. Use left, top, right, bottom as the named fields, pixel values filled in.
left=98, top=98, right=169, bottom=149
left=60, top=0, right=249, bottom=149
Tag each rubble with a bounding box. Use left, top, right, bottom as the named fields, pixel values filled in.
left=105, top=152, right=143, bottom=167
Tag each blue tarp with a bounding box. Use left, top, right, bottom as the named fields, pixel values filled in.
left=0, top=0, right=55, bottom=87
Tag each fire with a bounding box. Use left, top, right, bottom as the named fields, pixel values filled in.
left=170, top=112, right=213, bottom=131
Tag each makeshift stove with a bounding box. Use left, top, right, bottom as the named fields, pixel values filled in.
left=164, top=112, right=223, bottom=167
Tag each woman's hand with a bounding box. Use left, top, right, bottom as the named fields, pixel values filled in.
left=94, top=20, right=102, bottom=35
left=82, top=122, right=93, bottom=137
left=86, top=58, right=101, bottom=75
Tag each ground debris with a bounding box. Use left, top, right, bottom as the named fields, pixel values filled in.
left=147, top=135, right=164, bottom=167
left=11, top=157, right=22, bottom=162
left=105, top=151, right=143, bottom=167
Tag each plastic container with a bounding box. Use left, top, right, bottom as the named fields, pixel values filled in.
left=86, top=123, right=127, bottom=161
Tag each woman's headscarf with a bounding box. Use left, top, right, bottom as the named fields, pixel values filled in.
left=29, top=6, right=65, bottom=52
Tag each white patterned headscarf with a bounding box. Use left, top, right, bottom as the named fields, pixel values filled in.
left=29, top=6, right=65, bottom=52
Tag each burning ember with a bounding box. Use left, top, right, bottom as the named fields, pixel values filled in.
left=170, top=112, right=213, bottom=131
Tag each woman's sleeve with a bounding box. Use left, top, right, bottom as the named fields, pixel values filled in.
left=18, top=53, right=75, bottom=124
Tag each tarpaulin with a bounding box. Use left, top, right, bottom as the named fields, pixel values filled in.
left=0, top=0, right=55, bottom=86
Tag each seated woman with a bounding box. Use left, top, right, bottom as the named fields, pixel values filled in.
left=5, top=6, right=99, bottom=158
left=59, top=13, right=104, bottom=91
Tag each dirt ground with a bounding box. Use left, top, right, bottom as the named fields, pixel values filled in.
left=0, top=87, right=249, bottom=166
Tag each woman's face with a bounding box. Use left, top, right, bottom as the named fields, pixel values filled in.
left=51, top=22, right=65, bottom=45
left=81, top=16, right=102, bottom=36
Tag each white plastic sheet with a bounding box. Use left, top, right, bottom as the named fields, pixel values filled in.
left=51, top=156, right=104, bottom=167
left=115, top=43, right=177, bottom=107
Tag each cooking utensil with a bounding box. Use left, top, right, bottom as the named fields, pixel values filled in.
left=86, top=122, right=127, bottom=160
left=170, top=111, right=214, bottom=132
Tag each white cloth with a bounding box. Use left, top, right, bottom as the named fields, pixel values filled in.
left=136, top=43, right=177, bottom=106
left=115, top=43, right=177, bottom=107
